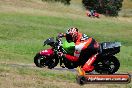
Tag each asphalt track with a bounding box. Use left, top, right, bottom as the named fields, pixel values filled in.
left=1, top=63, right=132, bottom=77
left=1, top=63, right=77, bottom=72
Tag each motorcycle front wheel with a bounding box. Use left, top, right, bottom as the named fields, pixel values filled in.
left=34, top=53, right=59, bottom=69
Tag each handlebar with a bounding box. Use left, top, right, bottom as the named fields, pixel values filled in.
left=55, top=37, right=67, bottom=54
left=43, top=37, right=67, bottom=54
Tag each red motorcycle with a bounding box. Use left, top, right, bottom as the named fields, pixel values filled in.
left=34, top=37, right=121, bottom=74
left=87, top=11, right=100, bottom=18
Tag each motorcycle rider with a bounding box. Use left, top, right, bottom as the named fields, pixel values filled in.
left=58, top=27, right=99, bottom=75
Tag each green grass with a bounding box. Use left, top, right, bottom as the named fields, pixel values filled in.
left=0, top=64, right=77, bottom=88
left=0, top=64, right=75, bottom=82
left=0, top=12, right=132, bottom=71
left=0, top=64, right=131, bottom=88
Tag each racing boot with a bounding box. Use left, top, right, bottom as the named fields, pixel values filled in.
left=76, top=66, right=85, bottom=76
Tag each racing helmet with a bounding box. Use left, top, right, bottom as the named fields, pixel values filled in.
left=66, top=27, right=79, bottom=43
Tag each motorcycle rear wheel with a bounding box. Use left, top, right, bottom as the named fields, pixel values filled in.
left=63, top=59, right=78, bottom=69
left=94, top=56, right=120, bottom=74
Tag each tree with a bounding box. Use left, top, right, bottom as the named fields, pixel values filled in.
left=42, top=0, right=71, bottom=5
left=82, top=0, right=123, bottom=16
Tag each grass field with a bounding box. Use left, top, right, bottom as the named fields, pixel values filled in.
left=0, top=0, right=132, bottom=88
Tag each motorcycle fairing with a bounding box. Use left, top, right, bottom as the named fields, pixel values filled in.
left=40, top=49, right=54, bottom=56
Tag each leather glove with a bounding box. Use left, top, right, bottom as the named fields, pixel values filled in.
left=58, top=33, right=64, bottom=38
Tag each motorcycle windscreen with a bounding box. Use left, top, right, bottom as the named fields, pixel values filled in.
left=44, top=37, right=55, bottom=46
left=62, top=41, right=75, bottom=55
left=40, top=49, right=54, bottom=56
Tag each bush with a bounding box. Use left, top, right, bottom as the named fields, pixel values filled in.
left=42, top=0, right=71, bottom=5
left=82, top=0, right=123, bottom=16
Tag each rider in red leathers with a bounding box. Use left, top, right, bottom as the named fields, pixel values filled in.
left=58, top=28, right=99, bottom=75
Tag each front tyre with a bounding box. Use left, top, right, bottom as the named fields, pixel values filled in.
left=34, top=53, right=59, bottom=69
left=94, top=56, right=120, bottom=74
left=34, top=53, right=46, bottom=68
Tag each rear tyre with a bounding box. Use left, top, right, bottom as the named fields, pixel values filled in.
left=94, top=56, right=120, bottom=74
left=47, top=55, right=59, bottom=69
left=63, top=58, right=78, bottom=69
